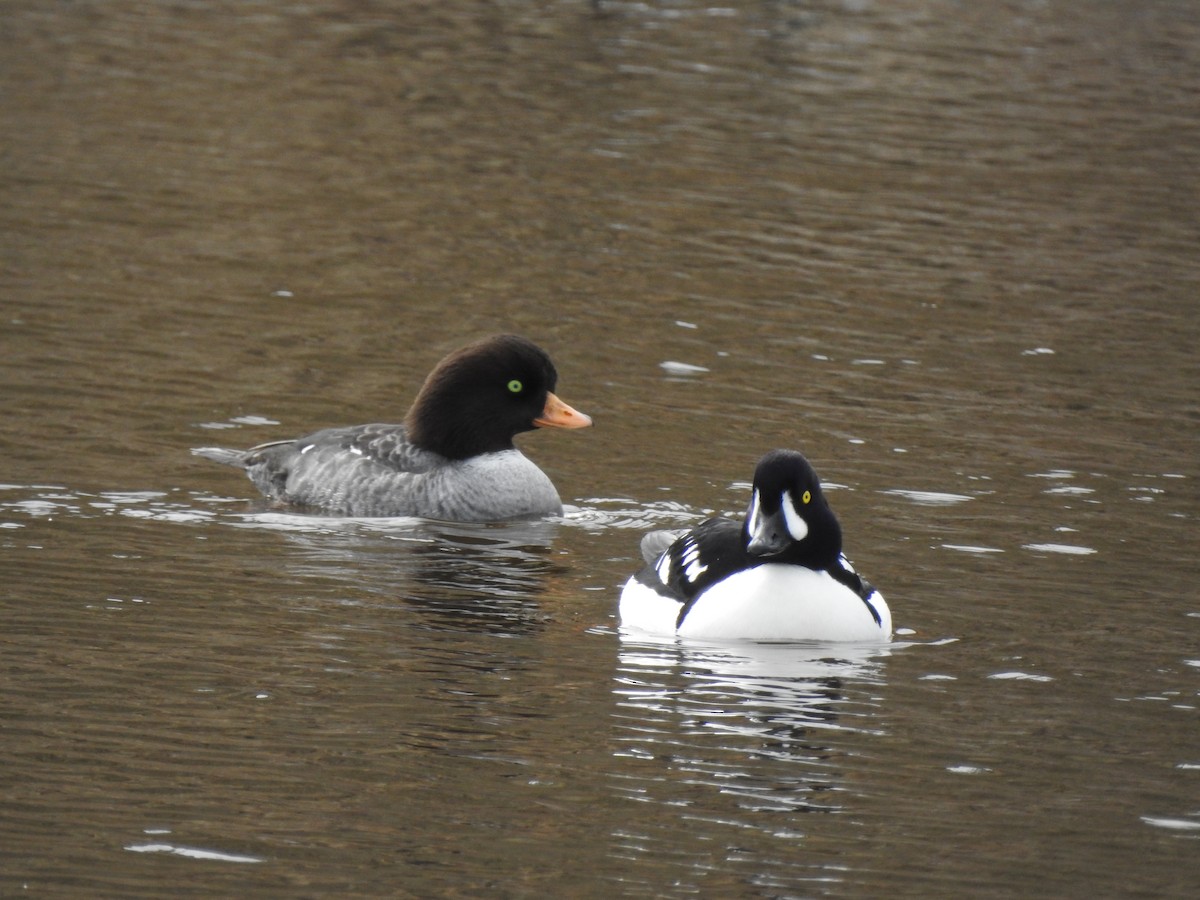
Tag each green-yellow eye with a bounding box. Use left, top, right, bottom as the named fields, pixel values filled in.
left=507, top=379, right=523, bottom=393
left=802, top=490, right=811, bottom=504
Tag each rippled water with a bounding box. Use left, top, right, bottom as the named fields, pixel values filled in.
left=3, top=0, right=1198, bottom=896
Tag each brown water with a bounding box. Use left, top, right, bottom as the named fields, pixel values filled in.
left=3, top=0, right=1199, bottom=896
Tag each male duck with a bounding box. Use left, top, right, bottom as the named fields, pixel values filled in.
left=619, top=449, right=891, bottom=641
left=193, top=334, right=591, bottom=521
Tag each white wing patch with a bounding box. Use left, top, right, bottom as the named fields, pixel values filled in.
left=678, top=538, right=708, bottom=583
left=299, top=444, right=315, bottom=455
left=839, top=553, right=857, bottom=574
left=656, top=538, right=708, bottom=585
left=781, top=491, right=809, bottom=542
left=655, top=551, right=673, bottom=584
left=348, top=446, right=364, bottom=456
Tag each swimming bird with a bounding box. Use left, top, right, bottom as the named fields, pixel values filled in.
left=619, top=449, right=891, bottom=641
left=193, top=334, right=591, bottom=521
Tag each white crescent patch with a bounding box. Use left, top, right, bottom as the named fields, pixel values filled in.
left=781, top=492, right=809, bottom=542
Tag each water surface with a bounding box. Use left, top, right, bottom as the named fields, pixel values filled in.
left=2, top=0, right=1198, bottom=896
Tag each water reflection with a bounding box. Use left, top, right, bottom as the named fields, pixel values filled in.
left=609, top=636, right=892, bottom=890
left=613, top=635, right=890, bottom=809
left=233, top=512, right=569, bottom=636
left=0, top=483, right=567, bottom=636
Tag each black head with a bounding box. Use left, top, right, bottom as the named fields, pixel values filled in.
left=405, top=334, right=588, bottom=460
left=741, top=449, right=842, bottom=568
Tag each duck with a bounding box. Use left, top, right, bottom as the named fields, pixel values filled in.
left=192, top=334, right=591, bottom=521
left=619, top=449, right=891, bottom=641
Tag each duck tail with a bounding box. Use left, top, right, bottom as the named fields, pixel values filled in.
left=191, top=446, right=247, bottom=468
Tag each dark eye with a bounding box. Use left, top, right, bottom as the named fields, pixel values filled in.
left=507, top=379, right=523, bottom=393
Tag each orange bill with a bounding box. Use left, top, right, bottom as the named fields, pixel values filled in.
left=534, top=392, right=592, bottom=429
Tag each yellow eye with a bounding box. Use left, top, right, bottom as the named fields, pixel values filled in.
left=802, top=490, right=811, bottom=504
left=507, top=379, right=523, bottom=393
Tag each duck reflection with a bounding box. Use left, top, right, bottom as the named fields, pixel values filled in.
left=236, top=512, right=565, bottom=636
left=612, top=635, right=890, bottom=816
left=391, top=520, right=564, bottom=636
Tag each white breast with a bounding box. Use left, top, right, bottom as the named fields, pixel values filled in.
left=618, top=578, right=687, bottom=635
left=620, top=564, right=891, bottom=643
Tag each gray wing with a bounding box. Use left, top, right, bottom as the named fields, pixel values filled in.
left=638, top=529, right=684, bottom=566
left=193, top=423, right=437, bottom=505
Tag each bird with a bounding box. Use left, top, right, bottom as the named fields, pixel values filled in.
left=619, top=449, right=891, bottom=641
left=193, top=334, right=591, bottom=521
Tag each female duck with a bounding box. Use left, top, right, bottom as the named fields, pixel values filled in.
left=193, top=334, right=591, bottom=521
left=619, top=449, right=891, bottom=641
